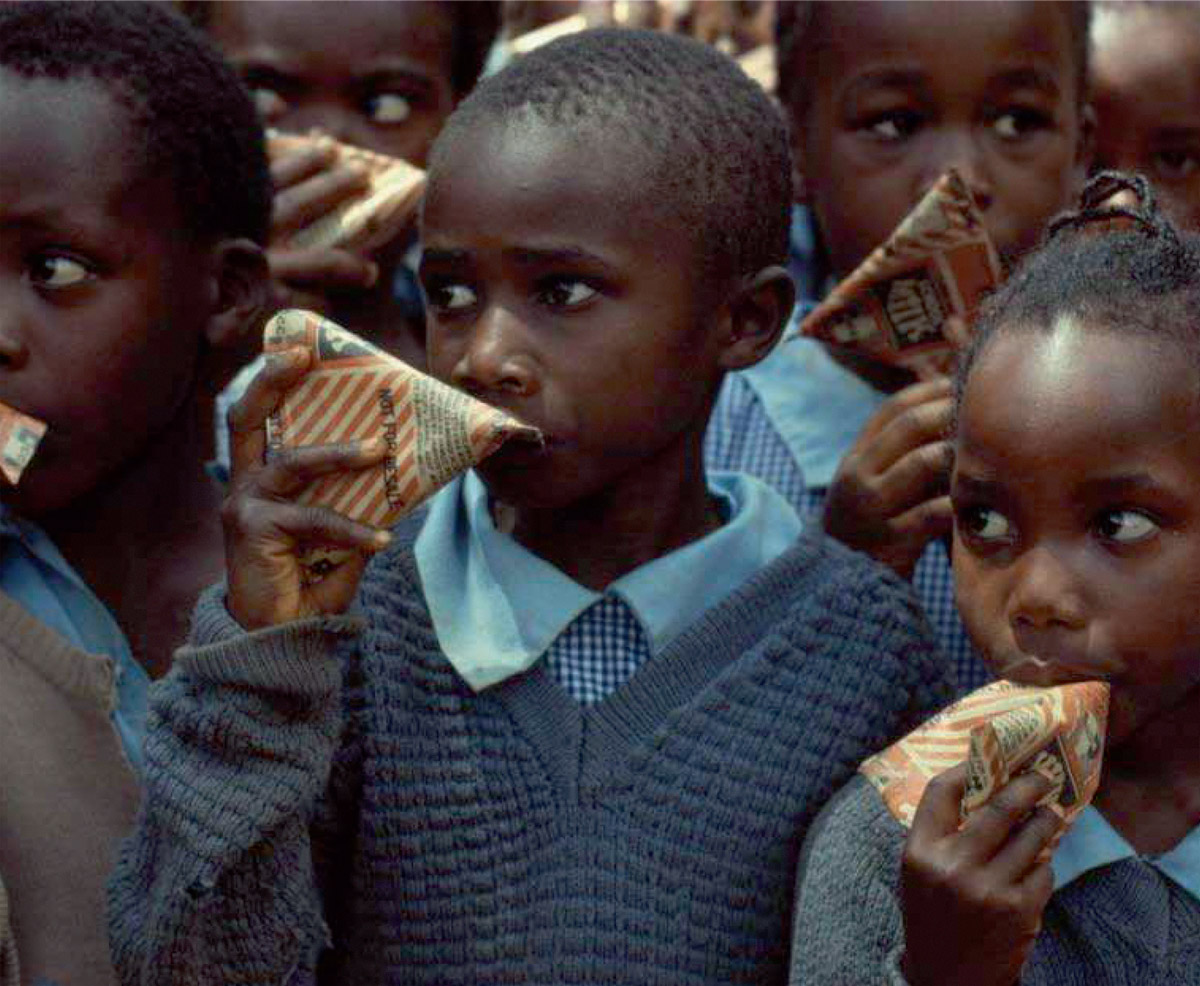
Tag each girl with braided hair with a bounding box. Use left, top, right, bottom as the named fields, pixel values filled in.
left=793, top=172, right=1200, bottom=986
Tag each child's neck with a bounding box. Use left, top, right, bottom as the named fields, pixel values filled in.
left=1094, top=687, right=1200, bottom=855
left=38, top=387, right=226, bottom=680
left=500, top=434, right=722, bottom=592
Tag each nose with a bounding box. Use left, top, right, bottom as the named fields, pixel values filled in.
left=920, top=128, right=995, bottom=213
left=289, top=103, right=361, bottom=146
left=449, top=306, right=538, bottom=400
left=1006, top=545, right=1087, bottom=637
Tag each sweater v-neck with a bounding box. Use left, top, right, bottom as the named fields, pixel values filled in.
left=486, top=535, right=814, bottom=805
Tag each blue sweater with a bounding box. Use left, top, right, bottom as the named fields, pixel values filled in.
left=109, top=520, right=952, bottom=985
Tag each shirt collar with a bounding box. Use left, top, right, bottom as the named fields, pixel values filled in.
left=1052, top=805, right=1200, bottom=903
left=415, top=469, right=801, bottom=692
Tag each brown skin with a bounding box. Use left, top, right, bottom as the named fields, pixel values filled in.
left=208, top=1, right=464, bottom=366
left=900, top=321, right=1200, bottom=985
left=223, top=114, right=793, bottom=626
left=1091, top=3, right=1200, bottom=232
left=788, top=0, right=1093, bottom=577
left=0, top=72, right=269, bottom=677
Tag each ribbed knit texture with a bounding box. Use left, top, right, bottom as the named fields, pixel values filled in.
left=110, top=521, right=952, bottom=985
left=792, top=775, right=1200, bottom=985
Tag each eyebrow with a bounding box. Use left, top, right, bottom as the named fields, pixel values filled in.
left=1075, top=473, right=1162, bottom=498
left=420, top=246, right=620, bottom=273
left=988, top=67, right=1062, bottom=96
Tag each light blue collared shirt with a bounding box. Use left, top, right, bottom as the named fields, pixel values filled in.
left=1053, top=806, right=1200, bottom=902
left=0, top=505, right=147, bottom=773
left=414, top=469, right=802, bottom=693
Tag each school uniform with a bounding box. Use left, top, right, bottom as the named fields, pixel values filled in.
left=704, top=207, right=991, bottom=694
left=109, top=471, right=953, bottom=985
left=791, top=774, right=1200, bottom=984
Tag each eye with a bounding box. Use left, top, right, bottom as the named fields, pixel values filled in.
left=538, top=278, right=598, bottom=310
left=365, top=92, right=412, bottom=126
left=27, top=254, right=92, bottom=290
left=991, top=107, right=1052, bottom=141
left=1094, top=509, right=1159, bottom=544
left=863, top=111, right=920, bottom=142
left=427, top=282, right=477, bottom=313
left=1151, top=147, right=1199, bottom=182
left=959, top=505, right=1012, bottom=543
left=250, top=86, right=288, bottom=124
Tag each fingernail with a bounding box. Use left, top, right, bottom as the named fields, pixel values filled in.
left=267, top=347, right=305, bottom=370
left=363, top=261, right=380, bottom=288
left=364, top=436, right=388, bottom=455
left=373, top=530, right=392, bottom=547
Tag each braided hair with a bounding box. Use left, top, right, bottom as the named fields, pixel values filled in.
left=954, top=170, right=1200, bottom=422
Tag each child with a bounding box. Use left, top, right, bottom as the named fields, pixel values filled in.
left=191, top=0, right=501, bottom=365
left=792, top=174, right=1200, bottom=984
left=1090, top=1, right=1200, bottom=231
left=0, top=1, right=271, bottom=982
left=705, top=0, right=1095, bottom=694
left=109, top=29, right=953, bottom=984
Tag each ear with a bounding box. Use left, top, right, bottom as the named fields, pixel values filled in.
left=1074, top=102, right=1097, bottom=181
left=717, top=265, right=796, bottom=372
left=202, top=238, right=271, bottom=351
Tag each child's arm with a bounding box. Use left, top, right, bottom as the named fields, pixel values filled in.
left=900, top=765, right=1061, bottom=986
left=268, top=141, right=380, bottom=313
left=823, top=377, right=954, bottom=579
left=108, top=352, right=390, bottom=983
left=791, top=767, right=1060, bottom=986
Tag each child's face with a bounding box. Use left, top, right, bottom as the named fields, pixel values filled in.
left=1091, top=6, right=1200, bottom=231
left=420, top=118, right=724, bottom=510
left=952, top=320, right=1200, bottom=746
left=208, top=0, right=458, bottom=167
left=0, top=73, right=214, bottom=517
left=795, top=1, right=1088, bottom=279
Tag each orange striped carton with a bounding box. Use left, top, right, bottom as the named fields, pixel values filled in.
left=268, top=131, right=425, bottom=254
left=860, top=679, right=1109, bottom=828
left=0, top=401, right=45, bottom=486
left=264, top=310, right=542, bottom=583
left=796, top=169, right=1001, bottom=380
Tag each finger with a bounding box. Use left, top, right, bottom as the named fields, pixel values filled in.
left=871, top=441, right=954, bottom=515
left=960, top=771, right=1056, bottom=861
left=270, top=143, right=337, bottom=190
left=857, top=377, right=954, bottom=446
left=910, top=763, right=970, bottom=841
left=237, top=502, right=392, bottom=562
left=227, top=349, right=312, bottom=476
left=272, top=165, right=371, bottom=239
left=1020, top=855, right=1056, bottom=909
left=269, top=247, right=379, bottom=291
left=858, top=396, right=955, bottom=476
left=888, top=493, right=954, bottom=546
left=255, top=438, right=388, bottom=500
left=991, top=806, right=1065, bottom=883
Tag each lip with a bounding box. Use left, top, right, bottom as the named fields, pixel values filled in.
left=995, top=652, right=1116, bottom=687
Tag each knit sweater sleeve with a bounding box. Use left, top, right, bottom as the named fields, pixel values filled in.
left=108, top=583, right=364, bottom=986
left=790, top=775, right=915, bottom=986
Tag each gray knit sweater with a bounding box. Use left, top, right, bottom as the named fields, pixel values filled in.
left=109, top=521, right=952, bottom=985
left=791, top=775, right=1200, bottom=984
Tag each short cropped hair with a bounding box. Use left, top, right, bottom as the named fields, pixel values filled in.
left=775, top=1, right=1092, bottom=121
left=955, top=172, right=1200, bottom=420
left=0, top=1, right=271, bottom=244
left=431, top=28, right=792, bottom=286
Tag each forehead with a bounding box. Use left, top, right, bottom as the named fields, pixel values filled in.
left=959, top=320, right=1200, bottom=468
left=424, top=116, right=697, bottom=260
left=1091, top=7, right=1200, bottom=115
left=815, top=1, right=1077, bottom=98
left=0, top=71, right=149, bottom=229
left=209, top=0, right=455, bottom=72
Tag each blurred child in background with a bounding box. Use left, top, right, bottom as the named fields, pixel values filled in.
left=706, top=0, right=1094, bottom=694
left=1090, top=1, right=1200, bottom=231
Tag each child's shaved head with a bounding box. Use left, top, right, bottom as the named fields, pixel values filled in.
left=431, top=28, right=792, bottom=285
left=0, top=0, right=270, bottom=244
